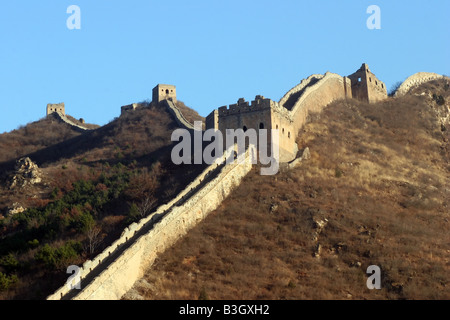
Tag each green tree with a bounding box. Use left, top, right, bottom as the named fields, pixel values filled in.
left=73, top=212, right=95, bottom=234
left=0, top=253, right=19, bottom=273
left=127, top=203, right=140, bottom=223
left=35, top=244, right=58, bottom=269
left=0, top=272, right=18, bottom=291
left=35, top=241, right=82, bottom=270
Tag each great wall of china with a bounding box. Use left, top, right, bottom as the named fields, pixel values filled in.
left=47, top=147, right=253, bottom=300
left=164, top=100, right=195, bottom=130
left=53, top=112, right=91, bottom=132
left=394, top=72, right=445, bottom=97
left=46, top=67, right=447, bottom=300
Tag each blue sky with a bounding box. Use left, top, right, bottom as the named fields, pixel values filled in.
left=0, top=0, right=449, bottom=133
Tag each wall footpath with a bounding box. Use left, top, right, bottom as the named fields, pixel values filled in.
left=279, top=74, right=325, bottom=110
left=54, top=112, right=91, bottom=132
left=164, top=100, right=195, bottom=130
left=289, top=72, right=350, bottom=135
left=47, top=147, right=253, bottom=300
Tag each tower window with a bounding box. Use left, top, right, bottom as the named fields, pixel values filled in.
left=288, top=132, right=291, bottom=138
left=259, top=122, right=264, bottom=129
left=166, top=89, right=169, bottom=94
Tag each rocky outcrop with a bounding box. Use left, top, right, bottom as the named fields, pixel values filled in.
left=309, top=208, right=328, bottom=258
left=7, top=202, right=26, bottom=217
left=9, top=157, right=42, bottom=189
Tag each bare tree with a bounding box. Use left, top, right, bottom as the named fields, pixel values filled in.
left=138, top=196, right=157, bottom=219
left=84, top=224, right=103, bottom=256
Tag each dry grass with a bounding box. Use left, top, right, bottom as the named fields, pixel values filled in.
left=0, top=117, right=82, bottom=164
left=126, top=79, right=450, bottom=300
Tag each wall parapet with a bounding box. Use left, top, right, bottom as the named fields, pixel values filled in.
left=218, top=96, right=274, bottom=117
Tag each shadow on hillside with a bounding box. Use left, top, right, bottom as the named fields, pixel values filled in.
left=0, top=117, right=187, bottom=180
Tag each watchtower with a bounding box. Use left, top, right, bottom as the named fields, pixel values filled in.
left=47, top=103, right=65, bottom=116
left=152, top=84, right=177, bottom=104
left=347, top=63, right=387, bottom=103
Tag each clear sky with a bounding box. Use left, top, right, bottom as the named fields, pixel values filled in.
left=0, top=0, right=449, bottom=133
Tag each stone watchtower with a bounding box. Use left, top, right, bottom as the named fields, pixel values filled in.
left=152, top=84, right=177, bottom=104
left=347, top=63, right=387, bottom=103
left=47, top=103, right=65, bottom=116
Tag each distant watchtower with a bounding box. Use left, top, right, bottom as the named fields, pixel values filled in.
left=152, top=84, right=177, bottom=104
left=348, top=63, right=387, bottom=103
left=47, top=103, right=65, bottom=116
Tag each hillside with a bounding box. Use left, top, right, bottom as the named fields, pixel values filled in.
left=0, top=101, right=206, bottom=299
left=0, top=115, right=86, bottom=164
left=123, top=79, right=449, bottom=300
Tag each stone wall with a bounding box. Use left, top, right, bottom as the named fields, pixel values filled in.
left=279, top=74, right=325, bottom=111
left=207, top=72, right=356, bottom=163
left=270, top=106, right=297, bottom=162
left=53, top=112, right=91, bottom=132
left=205, top=109, right=219, bottom=131
left=288, top=72, right=351, bottom=135
left=121, top=103, right=139, bottom=115
left=164, top=100, right=194, bottom=130
left=214, top=96, right=297, bottom=162
left=395, top=72, right=446, bottom=97
left=47, top=147, right=253, bottom=300
left=217, top=97, right=273, bottom=134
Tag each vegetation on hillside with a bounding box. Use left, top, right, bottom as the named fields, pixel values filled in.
left=0, top=102, right=206, bottom=299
